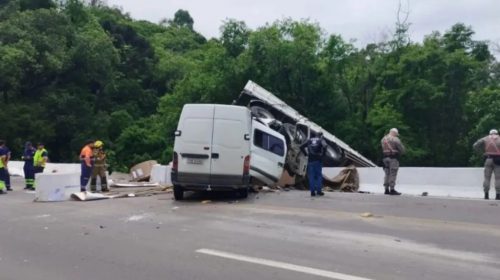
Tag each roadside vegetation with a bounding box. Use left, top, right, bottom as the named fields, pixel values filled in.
left=1, top=0, right=499, bottom=169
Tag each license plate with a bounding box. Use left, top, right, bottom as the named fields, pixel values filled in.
left=187, top=158, right=203, bottom=165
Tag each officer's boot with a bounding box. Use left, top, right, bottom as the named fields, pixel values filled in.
left=101, top=176, right=109, bottom=192
left=90, top=178, right=97, bottom=192
left=390, top=188, right=402, bottom=196
left=485, top=192, right=489, bottom=200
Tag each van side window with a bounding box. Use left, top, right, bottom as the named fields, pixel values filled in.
left=254, top=129, right=285, bottom=156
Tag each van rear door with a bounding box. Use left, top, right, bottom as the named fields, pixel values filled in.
left=210, top=105, right=251, bottom=186
left=250, top=120, right=287, bottom=185
left=174, top=104, right=214, bottom=185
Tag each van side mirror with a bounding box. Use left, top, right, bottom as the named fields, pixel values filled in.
left=174, top=130, right=182, bottom=137
left=244, top=134, right=250, bottom=141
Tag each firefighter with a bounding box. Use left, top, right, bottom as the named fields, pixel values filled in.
left=90, top=140, right=109, bottom=192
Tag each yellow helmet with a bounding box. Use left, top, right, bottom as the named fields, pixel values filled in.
left=94, top=140, right=104, bottom=148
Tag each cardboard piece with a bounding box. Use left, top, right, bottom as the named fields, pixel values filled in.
left=130, top=160, right=158, bottom=182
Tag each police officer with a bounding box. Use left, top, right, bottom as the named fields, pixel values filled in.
left=0, top=140, right=12, bottom=191
left=22, top=142, right=36, bottom=190
left=381, top=128, right=405, bottom=195
left=0, top=140, right=8, bottom=194
left=79, top=140, right=95, bottom=192
left=473, top=129, right=500, bottom=200
left=90, top=140, right=109, bottom=192
left=33, top=143, right=48, bottom=174
left=301, top=132, right=327, bottom=197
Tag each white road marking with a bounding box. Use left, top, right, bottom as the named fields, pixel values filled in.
left=196, top=248, right=374, bottom=280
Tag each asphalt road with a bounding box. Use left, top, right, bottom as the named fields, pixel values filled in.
left=1, top=177, right=500, bottom=280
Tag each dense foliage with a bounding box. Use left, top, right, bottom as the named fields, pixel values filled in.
left=1, top=0, right=499, bottom=169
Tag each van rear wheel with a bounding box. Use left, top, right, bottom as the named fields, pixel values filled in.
left=238, top=187, right=249, bottom=198
left=173, top=185, right=184, bottom=200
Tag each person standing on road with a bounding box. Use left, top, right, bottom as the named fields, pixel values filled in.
left=33, top=143, right=48, bottom=174
left=301, top=132, right=327, bottom=197
left=90, top=140, right=109, bottom=193
left=473, top=129, right=500, bottom=200
left=22, top=142, right=36, bottom=190
left=0, top=140, right=12, bottom=191
left=79, top=140, right=95, bottom=192
left=0, top=140, right=9, bottom=194
left=381, top=128, right=405, bottom=195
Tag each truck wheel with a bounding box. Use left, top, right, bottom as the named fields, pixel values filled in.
left=324, top=144, right=344, bottom=165
left=251, top=106, right=275, bottom=119
left=282, top=123, right=307, bottom=144
left=173, top=185, right=184, bottom=200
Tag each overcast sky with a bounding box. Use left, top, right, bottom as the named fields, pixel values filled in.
left=106, top=0, right=500, bottom=50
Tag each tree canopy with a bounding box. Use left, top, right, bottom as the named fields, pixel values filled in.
left=1, top=0, right=499, bottom=169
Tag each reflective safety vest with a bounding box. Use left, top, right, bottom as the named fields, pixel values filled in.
left=34, top=149, right=48, bottom=167
left=0, top=149, right=6, bottom=169
left=485, top=136, right=500, bottom=156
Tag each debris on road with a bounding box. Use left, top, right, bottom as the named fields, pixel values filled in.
left=201, top=200, right=212, bottom=204
left=360, top=212, right=374, bottom=218
left=71, top=186, right=171, bottom=201
left=323, top=166, right=359, bottom=192
left=130, top=160, right=158, bottom=182
left=111, top=182, right=160, bottom=188
left=422, top=192, right=429, bottom=196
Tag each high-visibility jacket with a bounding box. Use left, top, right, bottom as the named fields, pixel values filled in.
left=0, top=147, right=8, bottom=168
left=34, top=149, right=48, bottom=167
left=80, top=145, right=93, bottom=167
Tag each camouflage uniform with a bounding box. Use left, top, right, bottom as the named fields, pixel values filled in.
left=473, top=133, right=500, bottom=199
left=381, top=134, right=405, bottom=194
left=90, top=147, right=108, bottom=192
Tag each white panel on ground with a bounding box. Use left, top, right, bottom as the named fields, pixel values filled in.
left=324, top=167, right=488, bottom=199
left=149, top=164, right=172, bottom=186
left=35, top=172, right=80, bottom=202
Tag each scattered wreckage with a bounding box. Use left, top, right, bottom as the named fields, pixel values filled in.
left=171, top=81, right=374, bottom=199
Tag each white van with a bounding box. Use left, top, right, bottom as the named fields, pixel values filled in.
left=171, top=104, right=287, bottom=200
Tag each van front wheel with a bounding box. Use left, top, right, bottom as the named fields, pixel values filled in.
left=173, top=185, right=184, bottom=200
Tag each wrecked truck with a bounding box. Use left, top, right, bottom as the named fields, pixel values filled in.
left=171, top=81, right=375, bottom=200
left=235, top=81, right=376, bottom=170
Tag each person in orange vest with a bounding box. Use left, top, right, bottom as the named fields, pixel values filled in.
left=381, top=128, right=405, bottom=195
left=473, top=129, right=500, bottom=200
left=79, top=140, right=95, bottom=192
